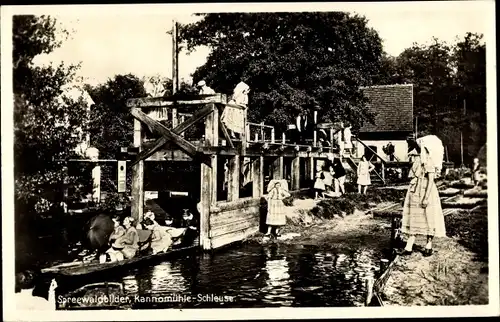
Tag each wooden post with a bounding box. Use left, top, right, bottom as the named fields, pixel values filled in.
left=271, top=127, right=275, bottom=143
left=252, top=156, right=264, bottom=197
left=199, top=104, right=217, bottom=250
left=281, top=132, right=286, bottom=144
left=131, top=114, right=144, bottom=223
left=308, top=156, right=315, bottom=181
left=180, top=115, right=186, bottom=137
left=171, top=19, right=179, bottom=129
left=272, top=157, right=284, bottom=179
left=291, top=157, right=300, bottom=191
left=172, top=19, right=179, bottom=95
left=365, top=277, right=374, bottom=306
left=171, top=108, right=178, bottom=128
left=260, top=122, right=264, bottom=142
left=241, top=109, right=247, bottom=155
left=254, top=133, right=258, bottom=142
left=313, top=110, right=318, bottom=147
left=91, top=163, right=101, bottom=203
left=228, top=155, right=240, bottom=201
left=329, top=127, right=334, bottom=152
left=381, top=162, right=385, bottom=184
left=379, top=259, right=389, bottom=272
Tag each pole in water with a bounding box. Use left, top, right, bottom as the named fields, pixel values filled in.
left=365, top=277, right=374, bottom=306
left=172, top=19, right=178, bottom=95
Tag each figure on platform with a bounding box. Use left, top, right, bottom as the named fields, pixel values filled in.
left=221, top=81, right=250, bottom=139
left=265, top=180, right=291, bottom=238
left=15, top=271, right=58, bottom=311
left=336, top=122, right=345, bottom=157
left=343, top=122, right=353, bottom=155
left=400, top=134, right=446, bottom=257
left=142, top=218, right=173, bottom=254
left=332, top=157, right=347, bottom=195
left=197, top=80, right=215, bottom=95
left=357, top=155, right=375, bottom=194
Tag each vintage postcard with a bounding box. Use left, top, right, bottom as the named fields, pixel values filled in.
left=1, top=1, right=498, bottom=321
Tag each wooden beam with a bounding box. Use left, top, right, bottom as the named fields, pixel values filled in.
left=131, top=108, right=198, bottom=157
left=219, top=119, right=235, bottom=149
left=227, top=155, right=240, bottom=201
left=126, top=94, right=226, bottom=107
left=252, top=156, right=264, bottom=198
left=131, top=117, right=144, bottom=223
left=291, top=156, right=300, bottom=190
left=130, top=104, right=214, bottom=166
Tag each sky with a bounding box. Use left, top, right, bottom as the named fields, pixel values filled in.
left=24, top=1, right=492, bottom=87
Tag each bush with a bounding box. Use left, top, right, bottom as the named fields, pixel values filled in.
left=309, top=188, right=406, bottom=219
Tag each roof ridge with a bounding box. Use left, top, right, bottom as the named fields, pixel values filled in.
left=360, top=84, right=413, bottom=89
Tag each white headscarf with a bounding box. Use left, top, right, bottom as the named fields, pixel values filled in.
left=417, top=135, right=444, bottom=175
left=267, top=179, right=289, bottom=193
left=231, top=82, right=250, bottom=106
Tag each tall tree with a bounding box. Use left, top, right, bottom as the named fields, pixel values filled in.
left=451, top=33, right=486, bottom=163
left=180, top=12, right=385, bottom=131
left=14, top=15, right=89, bottom=214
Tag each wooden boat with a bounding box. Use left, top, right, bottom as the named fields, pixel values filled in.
left=42, top=244, right=198, bottom=277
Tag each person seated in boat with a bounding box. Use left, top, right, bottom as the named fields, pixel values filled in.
left=15, top=270, right=58, bottom=311
left=142, top=218, right=173, bottom=254
left=109, top=215, right=126, bottom=243
left=108, top=217, right=139, bottom=261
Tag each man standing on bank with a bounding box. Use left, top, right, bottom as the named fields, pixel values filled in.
left=400, top=134, right=446, bottom=257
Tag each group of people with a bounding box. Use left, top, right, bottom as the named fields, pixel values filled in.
left=102, top=209, right=198, bottom=263
left=313, top=155, right=376, bottom=199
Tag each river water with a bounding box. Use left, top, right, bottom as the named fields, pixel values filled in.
left=58, top=240, right=388, bottom=309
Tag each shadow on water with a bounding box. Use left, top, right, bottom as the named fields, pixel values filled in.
left=57, top=241, right=384, bottom=309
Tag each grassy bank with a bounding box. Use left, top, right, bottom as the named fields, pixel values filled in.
left=383, top=206, right=489, bottom=306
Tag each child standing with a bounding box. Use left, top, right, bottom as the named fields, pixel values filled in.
left=314, top=165, right=326, bottom=199
left=357, top=155, right=375, bottom=194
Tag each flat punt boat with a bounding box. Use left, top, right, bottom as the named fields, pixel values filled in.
left=41, top=245, right=198, bottom=277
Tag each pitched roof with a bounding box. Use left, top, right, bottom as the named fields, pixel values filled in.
left=359, top=84, right=414, bottom=133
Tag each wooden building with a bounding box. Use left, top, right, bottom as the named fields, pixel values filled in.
left=353, top=84, right=414, bottom=162
left=127, top=93, right=338, bottom=251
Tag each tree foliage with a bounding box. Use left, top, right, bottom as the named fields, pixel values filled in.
left=378, top=33, right=486, bottom=164
left=180, top=12, right=386, bottom=131
left=14, top=15, right=89, bottom=213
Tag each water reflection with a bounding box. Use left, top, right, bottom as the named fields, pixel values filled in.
left=261, top=246, right=293, bottom=306
left=63, top=241, right=387, bottom=308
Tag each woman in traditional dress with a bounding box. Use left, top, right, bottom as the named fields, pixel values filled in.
left=357, top=155, right=375, bottom=194
left=221, top=82, right=250, bottom=139
left=116, top=217, right=139, bottom=259
left=142, top=218, right=172, bottom=254
left=400, top=135, right=446, bottom=257
left=265, top=180, right=291, bottom=238
left=313, top=165, right=326, bottom=199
